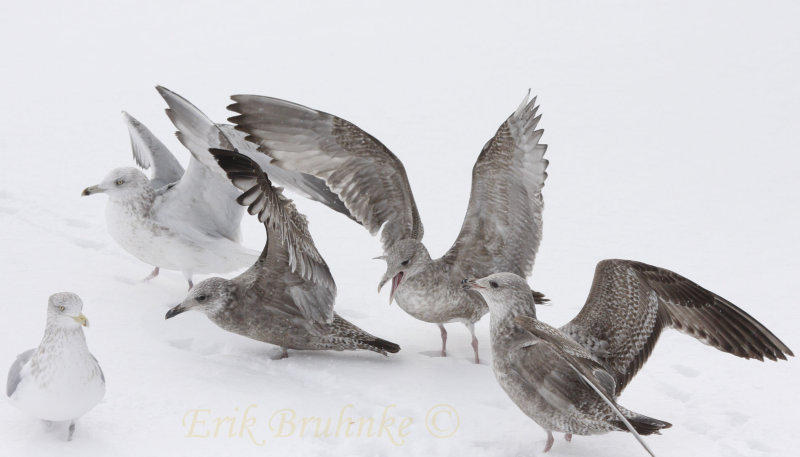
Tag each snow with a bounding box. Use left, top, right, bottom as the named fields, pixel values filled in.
left=1, top=1, right=798, bottom=456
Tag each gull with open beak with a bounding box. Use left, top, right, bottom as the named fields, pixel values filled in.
left=228, top=91, right=549, bottom=363
left=6, top=292, right=105, bottom=441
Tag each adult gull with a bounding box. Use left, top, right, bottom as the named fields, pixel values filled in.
left=227, top=92, right=548, bottom=363
left=82, top=87, right=346, bottom=289
left=165, top=149, right=400, bottom=358
left=7, top=293, right=105, bottom=441
left=464, top=263, right=792, bottom=454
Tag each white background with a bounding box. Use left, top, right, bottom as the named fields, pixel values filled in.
left=1, top=1, right=798, bottom=456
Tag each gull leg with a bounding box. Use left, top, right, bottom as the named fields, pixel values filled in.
left=67, top=421, right=75, bottom=441
left=565, top=433, right=572, bottom=442
left=270, top=347, right=289, bottom=360
left=543, top=430, right=554, bottom=453
left=279, top=347, right=288, bottom=359
left=466, top=322, right=479, bottom=364
left=183, top=271, right=194, bottom=290
left=438, top=324, right=447, bottom=357
left=142, top=266, right=160, bottom=282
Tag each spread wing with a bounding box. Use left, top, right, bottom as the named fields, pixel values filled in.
left=443, top=93, right=547, bottom=280
left=6, top=348, right=34, bottom=397
left=121, top=111, right=184, bottom=189
left=228, top=94, right=422, bottom=252
left=561, top=259, right=794, bottom=395
left=211, top=148, right=335, bottom=322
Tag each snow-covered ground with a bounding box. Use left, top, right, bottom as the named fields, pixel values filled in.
left=1, top=1, right=798, bottom=456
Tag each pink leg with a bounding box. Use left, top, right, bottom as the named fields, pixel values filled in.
left=142, top=266, right=159, bottom=282
left=466, top=322, right=480, bottom=364
left=543, top=430, right=554, bottom=453
left=565, top=433, right=572, bottom=442
left=438, top=324, right=447, bottom=357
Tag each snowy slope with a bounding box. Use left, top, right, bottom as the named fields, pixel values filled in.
left=1, top=1, right=798, bottom=456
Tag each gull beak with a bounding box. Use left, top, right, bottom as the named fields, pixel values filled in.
left=72, top=313, right=89, bottom=327
left=372, top=255, right=386, bottom=260
left=461, top=278, right=484, bottom=291
left=377, top=271, right=404, bottom=304
left=165, top=304, right=187, bottom=320
left=81, top=185, right=103, bottom=196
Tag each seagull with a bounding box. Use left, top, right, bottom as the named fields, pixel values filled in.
left=464, top=262, right=793, bottom=454
left=226, top=92, right=548, bottom=363
left=7, top=292, right=105, bottom=441
left=165, top=148, right=400, bottom=358
left=82, top=86, right=347, bottom=289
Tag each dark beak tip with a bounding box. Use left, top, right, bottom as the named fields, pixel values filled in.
left=165, top=306, right=183, bottom=320
left=81, top=189, right=90, bottom=196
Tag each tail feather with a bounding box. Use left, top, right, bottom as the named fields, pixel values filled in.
left=532, top=290, right=548, bottom=305
left=331, top=314, right=401, bottom=355
left=615, top=414, right=672, bottom=436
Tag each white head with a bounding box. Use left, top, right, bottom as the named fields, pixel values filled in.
left=81, top=167, right=151, bottom=202
left=376, top=239, right=431, bottom=304
left=165, top=277, right=232, bottom=320
left=462, top=272, right=537, bottom=319
left=47, top=292, right=89, bottom=329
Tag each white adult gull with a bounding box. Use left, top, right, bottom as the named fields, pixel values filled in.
left=165, top=149, right=400, bottom=358
left=82, top=86, right=347, bottom=289
left=227, top=92, right=548, bottom=363
left=7, top=293, right=105, bottom=441
left=464, top=262, right=793, bottom=454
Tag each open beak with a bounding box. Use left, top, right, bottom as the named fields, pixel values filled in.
left=72, top=313, right=89, bottom=327
left=165, top=304, right=187, bottom=320
left=81, top=185, right=103, bottom=196
left=377, top=271, right=404, bottom=304
left=461, top=278, right=484, bottom=291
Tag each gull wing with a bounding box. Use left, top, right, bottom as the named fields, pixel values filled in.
left=561, top=259, right=794, bottom=395
left=211, top=148, right=335, bottom=323
left=6, top=348, right=34, bottom=397
left=228, top=94, right=422, bottom=252
left=121, top=111, right=184, bottom=189
left=443, top=93, right=547, bottom=281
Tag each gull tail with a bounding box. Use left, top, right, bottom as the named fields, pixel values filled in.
left=330, top=314, right=401, bottom=355
left=615, top=412, right=672, bottom=436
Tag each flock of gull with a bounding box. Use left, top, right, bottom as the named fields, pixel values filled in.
left=7, top=87, right=793, bottom=454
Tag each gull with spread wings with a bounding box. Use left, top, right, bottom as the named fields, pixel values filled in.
left=227, top=92, right=548, bottom=363
left=82, top=87, right=346, bottom=289
left=464, top=262, right=792, bottom=454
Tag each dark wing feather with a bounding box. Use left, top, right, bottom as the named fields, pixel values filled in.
left=444, top=93, right=547, bottom=281
left=121, top=111, right=184, bottom=189
left=228, top=95, right=422, bottom=252
left=562, top=259, right=794, bottom=395
left=211, top=148, right=335, bottom=323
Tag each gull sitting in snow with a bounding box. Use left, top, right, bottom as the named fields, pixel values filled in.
left=6, top=292, right=105, bottom=441
left=82, top=86, right=347, bottom=289
left=227, top=91, right=549, bottom=363
left=165, top=149, right=400, bottom=358
left=464, top=263, right=793, bottom=455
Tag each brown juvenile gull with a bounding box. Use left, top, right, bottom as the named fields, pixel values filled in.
left=464, top=262, right=793, bottom=454
left=226, top=92, right=549, bottom=363
left=165, top=149, right=400, bottom=358
left=7, top=293, right=105, bottom=441
left=82, top=86, right=345, bottom=289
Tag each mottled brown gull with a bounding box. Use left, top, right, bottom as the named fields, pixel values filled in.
left=464, top=261, right=792, bottom=454
left=227, top=92, right=548, bottom=363
left=165, top=149, right=400, bottom=358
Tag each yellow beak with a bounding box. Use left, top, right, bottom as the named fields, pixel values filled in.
left=72, top=313, right=89, bottom=327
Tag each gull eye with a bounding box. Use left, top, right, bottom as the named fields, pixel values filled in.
left=400, top=260, right=409, bottom=266
left=59, top=305, right=65, bottom=311
left=489, top=281, right=499, bottom=289
left=196, top=294, right=207, bottom=303
left=115, top=179, right=125, bottom=186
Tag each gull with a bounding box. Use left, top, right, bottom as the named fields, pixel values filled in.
left=7, top=293, right=105, bottom=441
left=165, top=149, right=400, bottom=358
left=82, top=86, right=347, bottom=289
left=464, top=262, right=793, bottom=454
left=226, top=92, right=548, bottom=363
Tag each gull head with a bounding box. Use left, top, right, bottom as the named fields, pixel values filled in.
left=462, top=272, right=535, bottom=317
left=166, top=277, right=232, bottom=320
left=47, top=292, right=89, bottom=328
left=376, top=239, right=430, bottom=304
left=82, top=167, right=150, bottom=201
